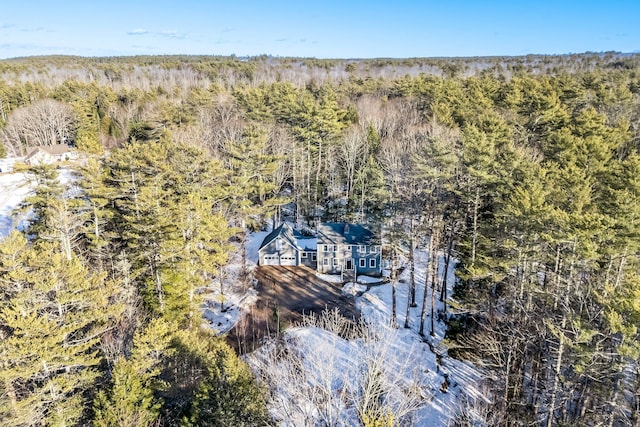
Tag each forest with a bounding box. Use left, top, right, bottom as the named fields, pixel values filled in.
left=0, top=52, right=639, bottom=426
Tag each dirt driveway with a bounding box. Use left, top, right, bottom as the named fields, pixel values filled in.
left=227, top=266, right=358, bottom=353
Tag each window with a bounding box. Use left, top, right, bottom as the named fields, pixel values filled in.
left=312, top=253, right=317, bottom=261
left=369, top=258, right=376, bottom=268
left=333, top=258, right=339, bottom=267
left=347, top=245, right=352, bottom=251
left=323, top=245, right=329, bottom=252
left=301, top=252, right=307, bottom=258
left=359, top=258, right=366, bottom=268
left=323, top=258, right=329, bottom=266
left=371, top=246, right=378, bottom=253
left=331, top=245, right=338, bottom=252
left=358, top=245, right=367, bottom=253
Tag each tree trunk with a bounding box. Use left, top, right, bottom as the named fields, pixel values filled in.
left=404, top=227, right=415, bottom=329
left=430, top=235, right=438, bottom=337
left=409, top=218, right=417, bottom=307
left=440, top=229, right=454, bottom=314
left=391, top=248, right=398, bottom=328
left=419, top=229, right=433, bottom=337
left=546, top=313, right=566, bottom=427
left=613, top=248, right=627, bottom=291
left=471, top=185, right=480, bottom=267
left=241, top=216, right=247, bottom=275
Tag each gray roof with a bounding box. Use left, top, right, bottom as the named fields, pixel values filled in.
left=316, top=223, right=377, bottom=246
left=25, top=144, right=69, bottom=159
left=259, top=223, right=296, bottom=251
left=258, top=223, right=318, bottom=252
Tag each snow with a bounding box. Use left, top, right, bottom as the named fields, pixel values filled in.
left=0, top=171, right=37, bottom=238
left=354, top=249, right=487, bottom=425
left=200, top=227, right=271, bottom=334
left=203, top=287, right=259, bottom=334
left=355, top=274, right=385, bottom=284
left=341, top=282, right=367, bottom=296
left=0, top=166, right=80, bottom=239
left=316, top=273, right=344, bottom=284
left=245, top=244, right=486, bottom=426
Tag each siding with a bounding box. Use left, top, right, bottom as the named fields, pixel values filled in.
left=317, top=244, right=381, bottom=276
left=258, top=238, right=299, bottom=266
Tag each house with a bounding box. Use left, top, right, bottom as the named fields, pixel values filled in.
left=24, top=144, right=72, bottom=166
left=258, top=222, right=382, bottom=281
left=316, top=223, right=381, bottom=280
left=258, top=223, right=317, bottom=269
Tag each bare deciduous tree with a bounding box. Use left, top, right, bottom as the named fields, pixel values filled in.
left=1, top=99, right=76, bottom=156
left=249, top=310, right=429, bottom=426
left=339, top=126, right=368, bottom=202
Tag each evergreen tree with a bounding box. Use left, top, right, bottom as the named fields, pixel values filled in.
left=93, top=318, right=173, bottom=427
left=178, top=330, right=272, bottom=427
left=0, top=233, right=122, bottom=426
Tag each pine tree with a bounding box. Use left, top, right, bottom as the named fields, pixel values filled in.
left=93, top=318, right=173, bottom=427
left=222, top=124, right=286, bottom=272
left=0, top=233, right=122, bottom=426
left=177, top=330, right=272, bottom=427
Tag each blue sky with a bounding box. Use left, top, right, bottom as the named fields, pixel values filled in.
left=1, top=1, right=638, bottom=59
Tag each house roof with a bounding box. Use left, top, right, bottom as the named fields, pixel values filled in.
left=25, top=144, right=70, bottom=160
left=316, top=223, right=377, bottom=246
left=258, top=223, right=299, bottom=251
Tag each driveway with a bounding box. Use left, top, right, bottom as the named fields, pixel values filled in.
left=227, top=266, right=358, bottom=353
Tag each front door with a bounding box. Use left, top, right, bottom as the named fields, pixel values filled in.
left=345, top=259, right=353, bottom=270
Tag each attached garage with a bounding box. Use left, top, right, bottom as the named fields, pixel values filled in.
left=279, top=255, right=297, bottom=266
left=262, top=254, right=279, bottom=266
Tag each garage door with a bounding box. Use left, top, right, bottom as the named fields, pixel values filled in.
left=263, top=255, right=279, bottom=266
left=280, top=255, right=297, bottom=266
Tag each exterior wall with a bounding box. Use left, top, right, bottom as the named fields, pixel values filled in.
left=317, top=243, right=351, bottom=275
left=353, top=245, right=382, bottom=276
left=258, top=238, right=299, bottom=266
left=299, top=250, right=318, bottom=269
left=26, top=150, right=53, bottom=166
left=317, top=244, right=382, bottom=277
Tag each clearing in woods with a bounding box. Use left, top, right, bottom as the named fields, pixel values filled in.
left=227, top=265, right=358, bottom=353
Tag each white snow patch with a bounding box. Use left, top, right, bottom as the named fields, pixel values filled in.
left=316, top=273, right=344, bottom=284
left=246, top=246, right=486, bottom=426
left=342, top=282, right=367, bottom=296
left=0, top=172, right=37, bottom=238
left=203, top=287, right=259, bottom=334
left=355, top=274, right=385, bottom=284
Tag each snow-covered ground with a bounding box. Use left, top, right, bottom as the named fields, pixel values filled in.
left=3, top=164, right=484, bottom=424
left=201, top=228, right=271, bottom=333
left=232, top=229, right=486, bottom=426
left=353, top=249, right=487, bottom=425
left=0, top=166, right=79, bottom=239
left=0, top=171, right=35, bottom=237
